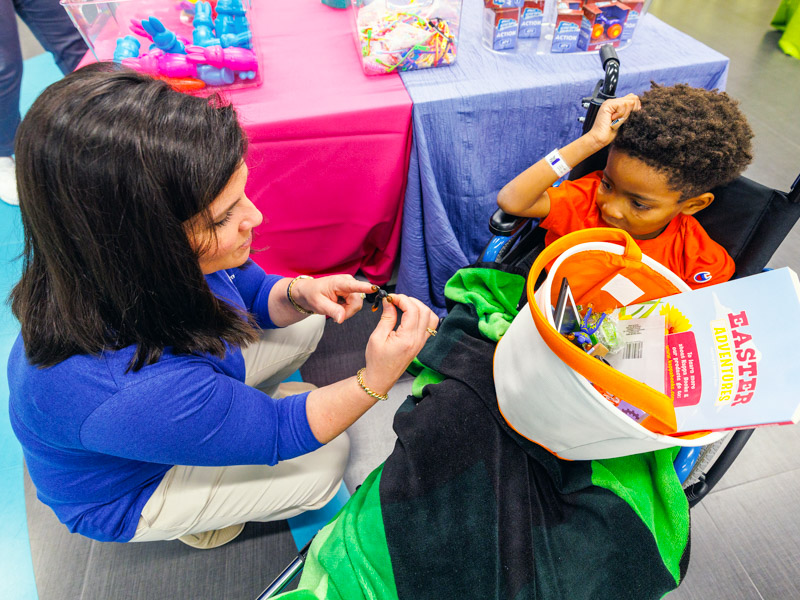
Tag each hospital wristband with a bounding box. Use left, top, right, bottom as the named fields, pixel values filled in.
left=544, top=149, right=571, bottom=177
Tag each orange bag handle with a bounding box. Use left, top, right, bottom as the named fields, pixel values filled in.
left=528, top=228, right=677, bottom=434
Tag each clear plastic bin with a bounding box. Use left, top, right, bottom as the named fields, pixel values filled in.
left=59, top=0, right=262, bottom=93
left=349, top=0, right=463, bottom=75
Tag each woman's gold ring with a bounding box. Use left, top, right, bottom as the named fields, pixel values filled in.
left=426, top=328, right=437, bottom=337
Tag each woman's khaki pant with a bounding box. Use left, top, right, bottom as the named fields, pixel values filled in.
left=131, top=315, right=350, bottom=542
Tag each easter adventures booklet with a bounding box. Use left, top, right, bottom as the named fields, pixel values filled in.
left=604, top=267, right=800, bottom=434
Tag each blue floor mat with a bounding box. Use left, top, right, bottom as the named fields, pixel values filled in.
left=1, top=50, right=63, bottom=600
left=1, top=51, right=349, bottom=600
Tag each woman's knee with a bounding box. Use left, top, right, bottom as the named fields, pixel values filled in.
left=242, top=314, right=326, bottom=389
left=303, top=432, right=351, bottom=509
left=290, top=313, right=326, bottom=356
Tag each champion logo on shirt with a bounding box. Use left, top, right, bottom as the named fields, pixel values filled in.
left=693, top=271, right=712, bottom=283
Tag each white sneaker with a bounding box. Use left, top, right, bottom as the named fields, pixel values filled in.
left=0, top=157, right=19, bottom=206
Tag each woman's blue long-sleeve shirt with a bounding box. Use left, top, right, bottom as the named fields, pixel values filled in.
left=7, top=262, right=323, bottom=542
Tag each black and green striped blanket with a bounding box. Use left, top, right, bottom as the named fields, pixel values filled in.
left=277, top=264, right=690, bottom=600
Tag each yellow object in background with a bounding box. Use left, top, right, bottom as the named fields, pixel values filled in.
left=772, top=0, right=800, bottom=59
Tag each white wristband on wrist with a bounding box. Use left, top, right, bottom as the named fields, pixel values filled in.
left=544, top=149, right=571, bottom=177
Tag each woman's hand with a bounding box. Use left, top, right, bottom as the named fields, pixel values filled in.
left=291, top=275, right=376, bottom=324
left=359, top=294, right=440, bottom=397
left=304, top=292, right=439, bottom=444
left=588, top=93, right=641, bottom=148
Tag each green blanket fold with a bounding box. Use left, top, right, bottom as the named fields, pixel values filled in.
left=271, top=467, right=398, bottom=600
left=275, top=263, right=689, bottom=600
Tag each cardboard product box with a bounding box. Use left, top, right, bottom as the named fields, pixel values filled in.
left=619, top=0, right=646, bottom=42
left=519, top=0, right=545, bottom=38
left=577, top=0, right=631, bottom=52
left=551, top=2, right=584, bottom=53
left=484, top=0, right=524, bottom=7
left=483, top=5, right=522, bottom=51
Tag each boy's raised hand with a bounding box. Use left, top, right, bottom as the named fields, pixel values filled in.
left=589, top=93, right=641, bottom=147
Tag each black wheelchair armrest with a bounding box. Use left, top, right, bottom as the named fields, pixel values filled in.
left=489, top=208, right=527, bottom=236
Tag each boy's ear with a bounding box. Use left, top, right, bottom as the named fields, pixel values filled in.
left=679, top=192, right=714, bottom=216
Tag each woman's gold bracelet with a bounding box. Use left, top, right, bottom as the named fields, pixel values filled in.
left=287, top=275, right=314, bottom=314
left=356, top=368, right=389, bottom=401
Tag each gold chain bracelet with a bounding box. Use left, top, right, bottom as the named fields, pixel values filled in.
left=287, top=275, right=314, bottom=314
left=356, top=368, right=389, bottom=401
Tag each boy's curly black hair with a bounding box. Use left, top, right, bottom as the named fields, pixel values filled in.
left=612, top=83, right=754, bottom=199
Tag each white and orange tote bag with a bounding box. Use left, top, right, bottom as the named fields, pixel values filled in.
left=494, top=228, right=726, bottom=460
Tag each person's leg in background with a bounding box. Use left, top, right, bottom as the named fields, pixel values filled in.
left=0, top=0, right=23, bottom=205
left=0, top=0, right=86, bottom=206
left=131, top=315, right=352, bottom=548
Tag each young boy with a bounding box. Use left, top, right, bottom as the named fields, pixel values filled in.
left=497, top=84, right=754, bottom=289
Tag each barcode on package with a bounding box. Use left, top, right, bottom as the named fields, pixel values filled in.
left=624, top=341, right=643, bottom=360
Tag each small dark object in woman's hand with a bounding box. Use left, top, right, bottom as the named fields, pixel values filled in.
left=365, top=287, right=389, bottom=312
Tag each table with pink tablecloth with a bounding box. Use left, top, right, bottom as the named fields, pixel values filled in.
left=233, top=3, right=412, bottom=283
left=80, top=2, right=412, bottom=284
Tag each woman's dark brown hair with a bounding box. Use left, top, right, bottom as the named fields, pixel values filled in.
left=11, top=63, right=258, bottom=370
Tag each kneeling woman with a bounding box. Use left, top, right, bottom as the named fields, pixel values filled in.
left=8, top=64, right=437, bottom=548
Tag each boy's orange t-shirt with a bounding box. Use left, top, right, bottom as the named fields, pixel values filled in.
left=540, top=172, right=735, bottom=289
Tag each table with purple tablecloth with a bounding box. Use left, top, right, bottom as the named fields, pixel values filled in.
left=396, top=7, right=729, bottom=315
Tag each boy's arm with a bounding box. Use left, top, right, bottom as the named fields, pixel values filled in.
left=497, top=94, right=641, bottom=218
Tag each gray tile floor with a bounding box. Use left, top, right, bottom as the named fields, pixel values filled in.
left=16, top=1, right=800, bottom=598
left=650, top=2, right=800, bottom=599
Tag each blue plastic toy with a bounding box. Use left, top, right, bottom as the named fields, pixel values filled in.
left=568, top=304, right=607, bottom=347
left=216, top=0, right=246, bottom=17
left=192, top=1, right=220, bottom=46
left=214, top=13, right=235, bottom=38
left=220, top=31, right=251, bottom=48
left=141, top=17, right=186, bottom=54
left=113, top=35, right=140, bottom=63
left=196, top=64, right=235, bottom=86
left=214, top=0, right=251, bottom=48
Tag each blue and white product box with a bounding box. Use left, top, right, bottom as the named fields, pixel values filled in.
left=518, top=0, right=544, bottom=38
left=550, top=15, right=582, bottom=52
left=483, top=5, right=521, bottom=51
left=619, top=1, right=645, bottom=42
left=577, top=14, right=593, bottom=50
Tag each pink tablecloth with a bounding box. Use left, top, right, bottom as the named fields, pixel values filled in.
left=233, top=3, right=412, bottom=283
left=79, top=3, right=412, bottom=284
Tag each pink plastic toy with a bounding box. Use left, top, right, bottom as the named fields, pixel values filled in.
left=129, top=19, right=150, bottom=39
left=158, top=52, right=198, bottom=78
left=121, top=49, right=197, bottom=78
left=121, top=49, right=163, bottom=75
left=185, top=44, right=258, bottom=72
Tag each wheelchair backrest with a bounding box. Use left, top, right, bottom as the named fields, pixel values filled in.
left=694, top=174, right=800, bottom=278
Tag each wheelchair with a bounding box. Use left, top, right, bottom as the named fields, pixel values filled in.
left=481, top=44, right=800, bottom=509
left=480, top=45, right=800, bottom=506
left=257, top=45, right=800, bottom=600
